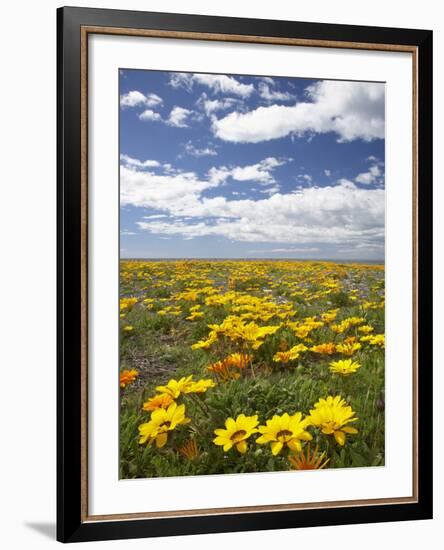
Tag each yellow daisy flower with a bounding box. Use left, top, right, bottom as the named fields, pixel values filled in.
left=336, top=341, right=362, bottom=355
left=358, top=325, right=374, bottom=334
left=329, top=359, right=361, bottom=376
left=155, top=376, right=194, bottom=399
left=307, top=395, right=358, bottom=446
left=138, top=403, right=190, bottom=448
left=186, top=379, right=216, bottom=394
left=256, top=412, right=312, bottom=455
left=213, top=414, right=259, bottom=454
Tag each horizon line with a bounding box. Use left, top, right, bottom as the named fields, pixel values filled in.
left=120, top=257, right=385, bottom=263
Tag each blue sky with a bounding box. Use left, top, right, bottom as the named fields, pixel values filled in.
left=120, top=70, right=385, bottom=260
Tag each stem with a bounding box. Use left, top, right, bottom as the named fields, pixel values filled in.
left=188, top=419, right=204, bottom=438
left=246, top=345, right=256, bottom=378
left=189, top=393, right=210, bottom=416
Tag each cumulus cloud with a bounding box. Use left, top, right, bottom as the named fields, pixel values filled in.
left=167, top=106, right=192, bottom=127
left=184, top=141, right=217, bottom=157
left=169, top=73, right=194, bottom=92
left=258, top=82, right=295, bottom=102
left=138, top=106, right=194, bottom=128
left=355, top=164, right=384, bottom=185
left=196, top=93, right=244, bottom=116
left=212, top=80, right=385, bottom=143
left=144, top=93, right=163, bottom=107
left=120, top=154, right=160, bottom=168
left=138, top=109, right=162, bottom=122
left=120, top=162, right=384, bottom=247
left=207, top=157, right=287, bottom=186
left=136, top=185, right=384, bottom=244
left=231, top=157, right=285, bottom=183
left=120, top=165, right=216, bottom=213
left=169, top=72, right=254, bottom=98
left=259, top=185, right=280, bottom=195
left=120, top=91, right=163, bottom=108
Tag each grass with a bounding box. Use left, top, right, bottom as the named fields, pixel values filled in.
left=119, top=259, right=385, bottom=479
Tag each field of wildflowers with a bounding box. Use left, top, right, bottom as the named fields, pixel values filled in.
left=119, top=260, right=385, bottom=478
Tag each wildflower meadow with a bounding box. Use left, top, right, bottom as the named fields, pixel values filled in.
left=119, top=260, right=385, bottom=478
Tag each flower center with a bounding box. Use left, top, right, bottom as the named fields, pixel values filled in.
left=276, top=429, right=293, bottom=442
left=231, top=430, right=247, bottom=442
left=322, top=421, right=339, bottom=433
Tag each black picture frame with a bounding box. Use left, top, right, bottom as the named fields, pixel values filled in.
left=57, top=6, right=433, bottom=543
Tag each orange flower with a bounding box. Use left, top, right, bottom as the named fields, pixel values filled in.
left=273, top=350, right=294, bottom=363
left=208, top=360, right=240, bottom=381
left=288, top=445, right=330, bottom=470
left=225, top=353, right=251, bottom=370
left=119, top=369, right=138, bottom=388
left=207, top=353, right=252, bottom=381
left=178, top=439, right=199, bottom=460
left=142, top=393, right=174, bottom=412
left=310, top=342, right=336, bottom=355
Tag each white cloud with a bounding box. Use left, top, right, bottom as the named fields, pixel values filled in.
left=196, top=93, right=244, bottom=116
left=167, top=106, right=192, bottom=127
left=207, top=166, right=231, bottom=186
left=120, top=165, right=216, bottom=213
left=120, top=154, right=384, bottom=251
left=355, top=164, right=383, bottom=185
left=137, top=106, right=194, bottom=128
left=296, top=174, right=313, bottom=185
left=207, top=157, right=287, bottom=186
left=258, top=82, right=295, bottom=102
left=169, top=72, right=254, bottom=98
left=232, top=158, right=284, bottom=184
left=169, top=73, right=194, bottom=91
left=120, top=90, right=147, bottom=108
left=184, top=141, right=217, bottom=157
left=212, top=80, right=385, bottom=143
left=138, top=109, right=162, bottom=122
left=123, top=167, right=384, bottom=247
left=144, top=93, right=163, bottom=107
left=120, top=154, right=160, bottom=168
left=337, top=178, right=357, bottom=189
left=324, top=169, right=331, bottom=177
left=259, top=185, right=280, bottom=195
left=120, top=91, right=163, bottom=108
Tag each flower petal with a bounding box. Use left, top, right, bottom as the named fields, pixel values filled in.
left=271, top=441, right=284, bottom=455
left=156, top=432, right=168, bottom=448
left=342, top=426, right=358, bottom=434
left=334, top=430, right=346, bottom=446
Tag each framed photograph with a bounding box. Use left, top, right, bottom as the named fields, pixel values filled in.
left=57, top=6, right=433, bottom=543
